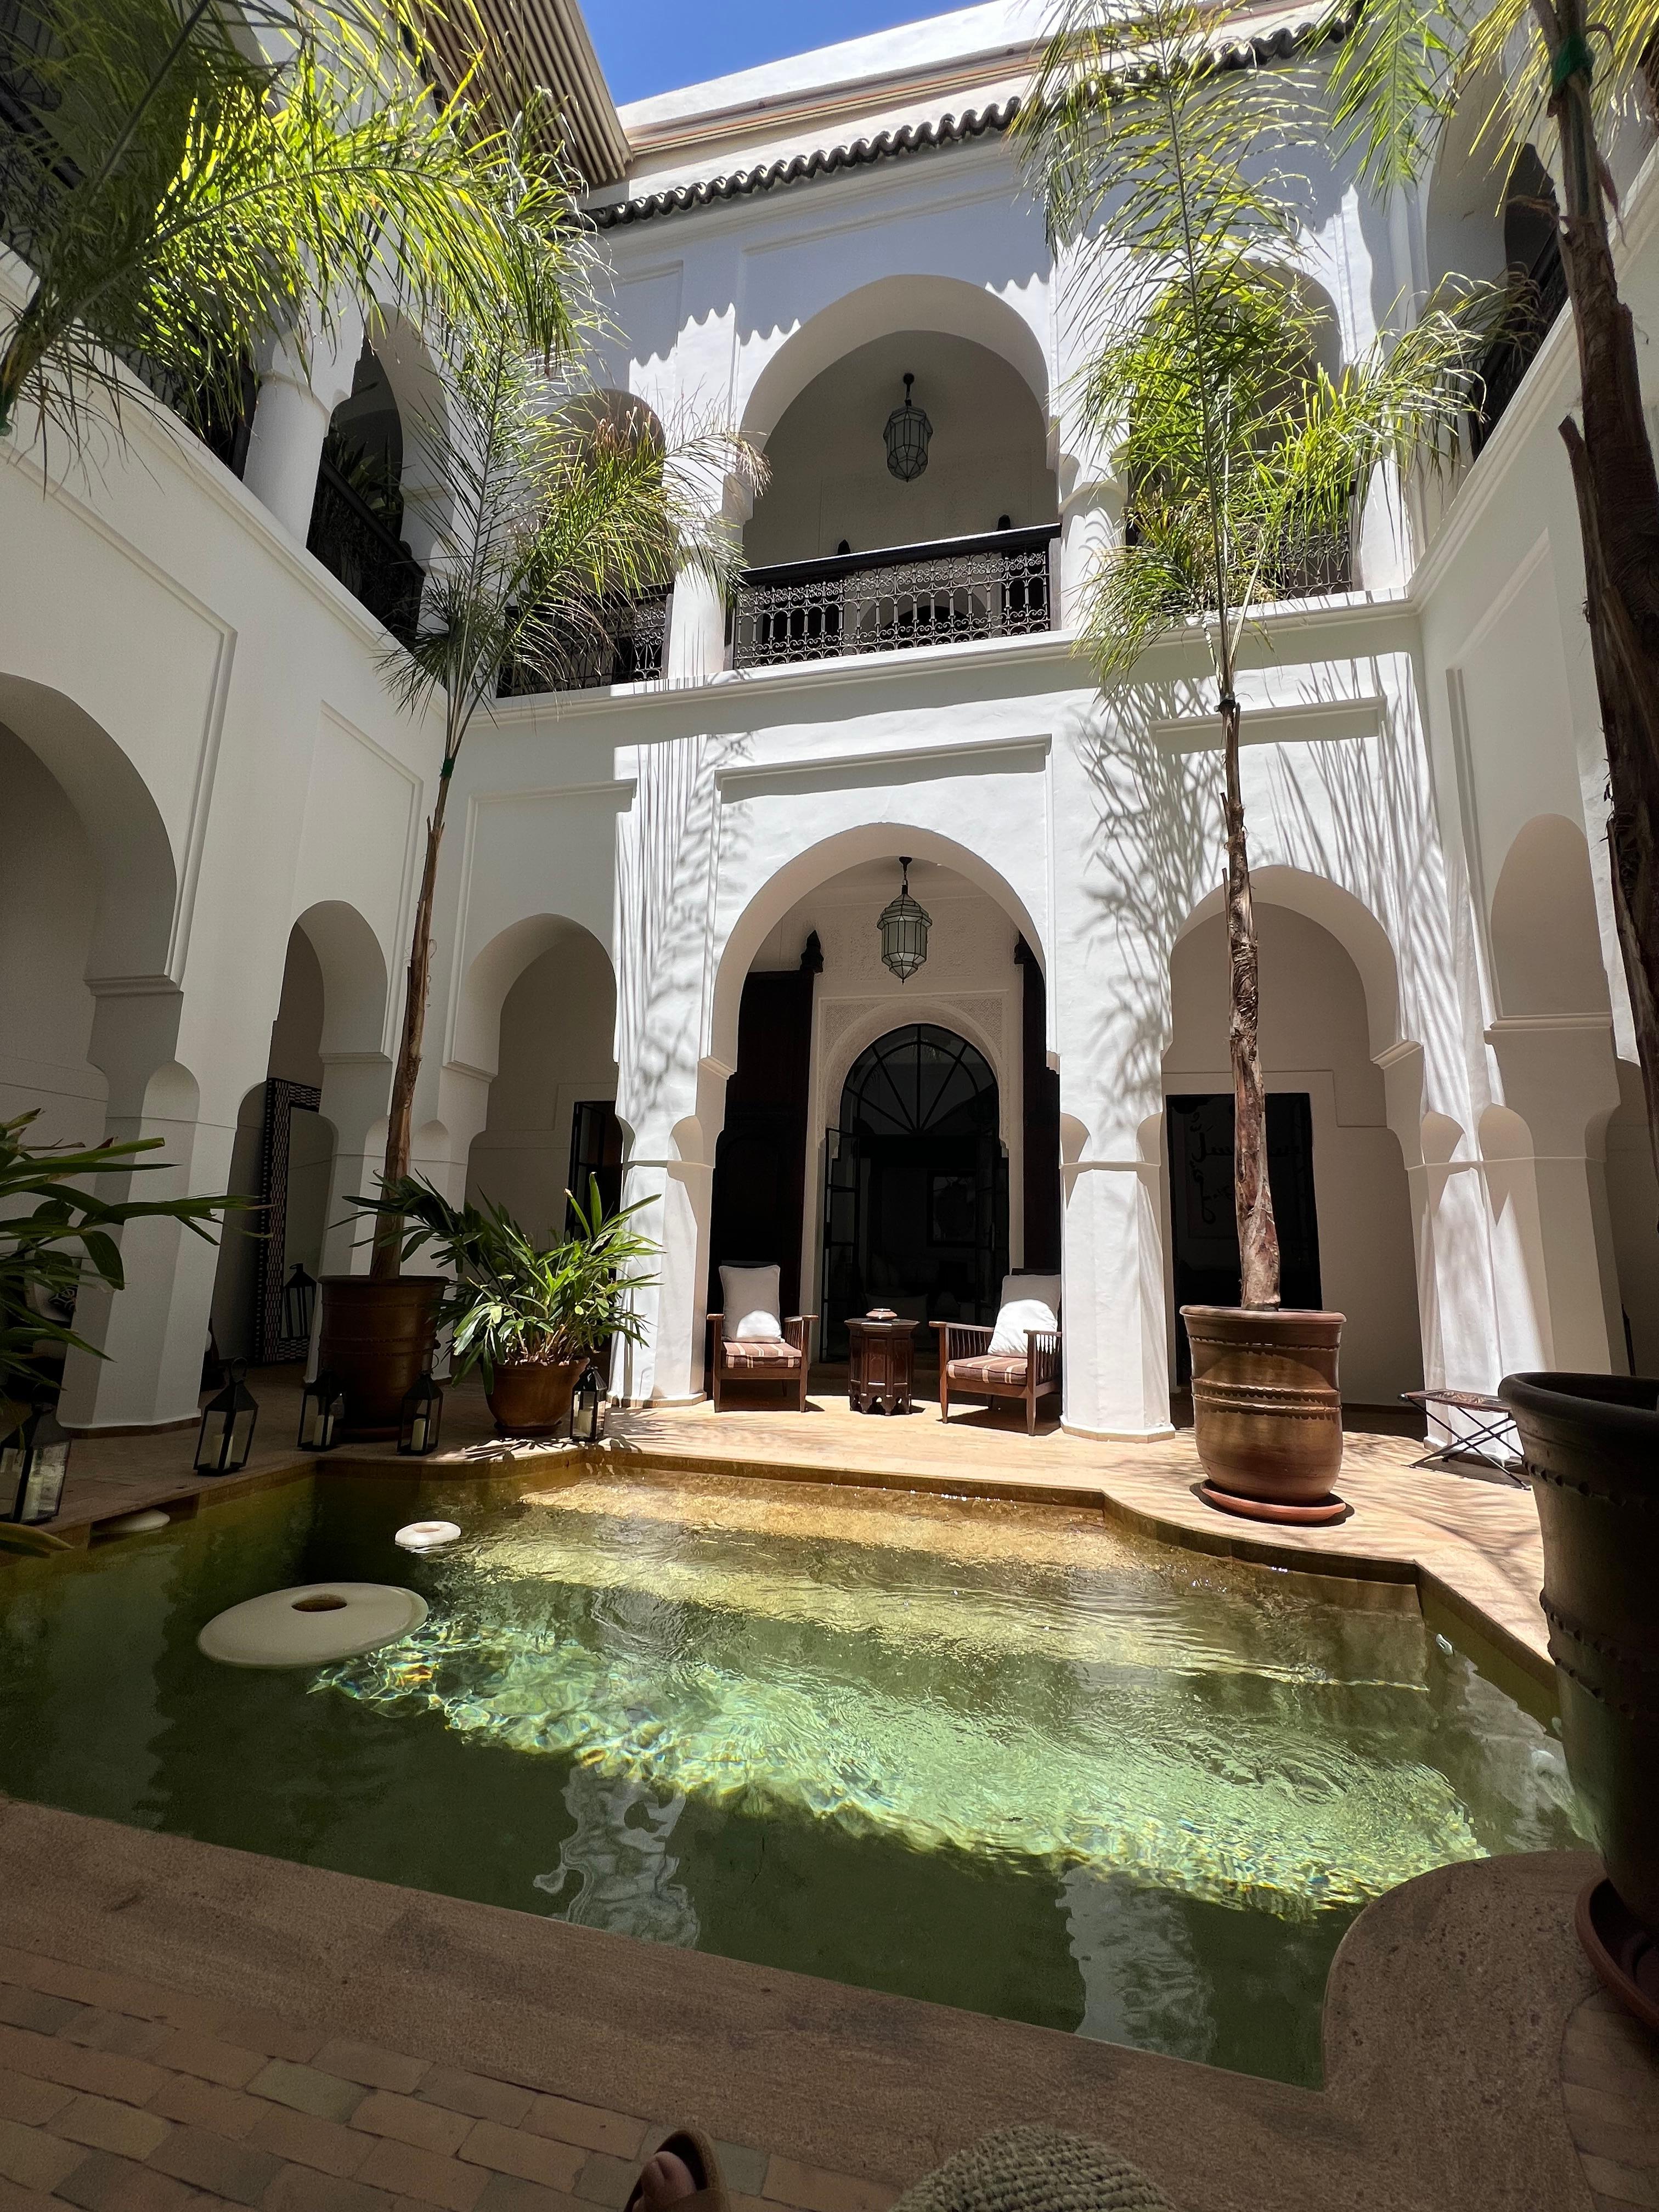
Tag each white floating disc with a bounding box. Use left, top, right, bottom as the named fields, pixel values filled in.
left=101, top=1509, right=171, bottom=1537
left=395, top=1520, right=461, bottom=1552
left=198, top=1583, right=427, bottom=1669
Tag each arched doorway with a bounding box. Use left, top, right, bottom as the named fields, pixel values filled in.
left=307, top=339, right=423, bottom=636
left=823, top=1024, right=1008, bottom=1356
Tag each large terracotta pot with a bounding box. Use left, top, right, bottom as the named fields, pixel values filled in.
left=1498, top=1371, right=1659, bottom=1934
left=318, top=1276, right=444, bottom=1438
left=1181, top=1305, right=1346, bottom=1508
left=487, top=1357, right=584, bottom=1439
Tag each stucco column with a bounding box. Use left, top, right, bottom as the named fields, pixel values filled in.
left=663, top=466, right=752, bottom=685
left=242, top=311, right=364, bottom=544
left=58, top=989, right=242, bottom=1430
left=315, top=1053, right=392, bottom=1277
left=1378, top=1045, right=1507, bottom=1393
left=615, top=1145, right=713, bottom=1404
left=1058, top=1104, right=1173, bottom=1439
left=1483, top=1015, right=1624, bottom=1371
left=1058, top=478, right=1123, bottom=631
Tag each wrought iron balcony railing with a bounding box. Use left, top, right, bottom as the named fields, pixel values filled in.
left=731, top=525, right=1058, bottom=671
left=496, top=589, right=669, bottom=696
left=1472, top=235, right=1569, bottom=454
left=306, top=455, right=425, bottom=642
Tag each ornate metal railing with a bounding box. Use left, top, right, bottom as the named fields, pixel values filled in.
left=731, top=525, right=1058, bottom=670
left=306, top=455, right=425, bottom=641
left=497, top=589, right=669, bottom=695
left=1257, top=514, right=1353, bottom=599
left=1472, top=235, right=1569, bottom=454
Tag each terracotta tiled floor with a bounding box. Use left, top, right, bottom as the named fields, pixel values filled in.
left=0, top=1941, right=892, bottom=2212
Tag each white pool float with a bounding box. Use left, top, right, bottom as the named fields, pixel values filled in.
left=100, top=1509, right=171, bottom=1537
left=198, top=1583, right=427, bottom=1669
left=395, top=1520, right=461, bottom=1551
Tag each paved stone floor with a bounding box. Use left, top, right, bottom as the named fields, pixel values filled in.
left=1564, top=1990, right=1659, bottom=2212
left=0, top=1938, right=889, bottom=2212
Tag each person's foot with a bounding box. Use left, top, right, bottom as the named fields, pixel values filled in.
left=633, top=2151, right=699, bottom=2212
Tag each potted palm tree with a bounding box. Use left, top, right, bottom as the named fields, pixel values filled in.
left=1019, top=0, right=1498, bottom=1518
left=356, top=1175, right=657, bottom=1438
left=0, top=0, right=572, bottom=455
left=318, top=295, right=759, bottom=1429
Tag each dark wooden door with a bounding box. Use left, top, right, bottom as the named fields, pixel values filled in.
left=1166, top=1092, right=1322, bottom=1386
left=708, top=941, right=820, bottom=1322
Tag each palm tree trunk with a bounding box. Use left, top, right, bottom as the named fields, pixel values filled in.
left=1222, top=695, right=1282, bottom=1308
left=370, top=765, right=453, bottom=1281
left=1541, top=0, right=1659, bottom=1192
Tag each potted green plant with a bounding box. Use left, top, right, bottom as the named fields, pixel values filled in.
left=320, top=298, right=757, bottom=1424
left=1, top=1110, right=239, bottom=1552
left=358, top=1175, right=658, bottom=1438
left=1018, top=0, right=1498, bottom=1516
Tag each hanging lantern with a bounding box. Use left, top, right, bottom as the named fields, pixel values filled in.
left=1, top=1392, right=70, bottom=1526
left=883, top=373, right=932, bottom=482
left=570, top=1361, right=607, bottom=1446
left=298, top=1368, right=345, bottom=1453
left=280, top=1262, right=317, bottom=1345
left=398, top=1373, right=443, bottom=1457
left=878, top=856, right=932, bottom=984
left=195, top=1360, right=258, bottom=1475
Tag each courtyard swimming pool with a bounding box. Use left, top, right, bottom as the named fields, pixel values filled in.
left=0, top=1467, right=1580, bottom=2086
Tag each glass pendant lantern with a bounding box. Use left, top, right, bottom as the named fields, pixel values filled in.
left=194, top=1359, right=258, bottom=1475
left=398, top=1373, right=443, bottom=1457
left=570, top=1361, right=607, bottom=1446
left=878, top=856, right=932, bottom=984
left=883, top=373, right=932, bottom=482
left=297, top=1368, right=345, bottom=1452
left=1, top=1391, right=70, bottom=1526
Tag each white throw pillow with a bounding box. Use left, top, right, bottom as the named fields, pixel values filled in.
left=987, top=1272, right=1062, bottom=1357
left=720, top=1262, right=783, bottom=1341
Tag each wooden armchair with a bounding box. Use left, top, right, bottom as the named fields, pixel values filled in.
left=708, top=1312, right=816, bottom=1411
left=931, top=1319, right=1061, bottom=1435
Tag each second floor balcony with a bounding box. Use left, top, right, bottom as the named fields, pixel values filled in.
left=730, top=525, right=1058, bottom=671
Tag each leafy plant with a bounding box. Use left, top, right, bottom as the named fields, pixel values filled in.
left=362, top=308, right=761, bottom=1278
left=353, top=1173, right=658, bottom=1384
left=0, top=1109, right=238, bottom=1429
left=1018, top=0, right=1497, bottom=1307
left=0, top=0, right=579, bottom=453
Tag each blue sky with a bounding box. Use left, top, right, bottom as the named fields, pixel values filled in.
left=585, top=0, right=938, bottom=106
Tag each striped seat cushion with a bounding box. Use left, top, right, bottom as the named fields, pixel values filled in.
left=723, top=1337, right=802, bottom=1369
left=948, top=1354, right=1029, bottom=1388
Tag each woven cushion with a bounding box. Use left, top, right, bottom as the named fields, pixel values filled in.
left=719, top=1262, right=782, bottom=1341
left=889, top=2123, right=1173, bottom=2212
left=723, top=1337, right=801, bottom=1369
left=949, top=1354, right=1030, bottom=1388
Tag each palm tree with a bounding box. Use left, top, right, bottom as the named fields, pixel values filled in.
left=0, top=0, right=576, bottom=453
left=1018, top=0, right=1496, bottom=1308
left=364, top=317, right=761, bottom=1276
left=1323, top=0, right=1659, bottom=1215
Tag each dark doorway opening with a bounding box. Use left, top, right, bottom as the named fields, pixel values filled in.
left=707, top=938, right=822, bottom=1330
left=566, top=1101, right=624, bottom=1229
left=823, top=1024, right=1008, bottom=1358
left=1166, top=1092, right=1322, bottom=1386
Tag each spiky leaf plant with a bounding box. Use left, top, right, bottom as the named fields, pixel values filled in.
left=1019, top=0, right=1496, bottom=1307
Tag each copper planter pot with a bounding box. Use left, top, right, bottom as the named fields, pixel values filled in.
left=1498, top=1372, right=1659, bottom=1939
left=318, top=1276, right=444, bottom=1438
left=1182, top=1304, right=1346, bottom=1519
left=486, top=1357, right=584, bottom=1439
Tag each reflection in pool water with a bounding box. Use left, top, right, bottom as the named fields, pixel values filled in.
left=0, top=1469, right=1580, bottom=2086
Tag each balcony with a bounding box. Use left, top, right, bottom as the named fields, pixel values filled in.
left=306, top=453, right=425, bottom=642
left=1472, top=235, right=1569, bottom=454
left=497, top=589, right=669, bottom=696
left=730, top=525, right=1058, bottom=672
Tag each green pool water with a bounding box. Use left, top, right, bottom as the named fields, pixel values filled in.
left=0, top=1467, right=1581, bottom=2085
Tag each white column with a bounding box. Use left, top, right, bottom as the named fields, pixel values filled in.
left=1058, top=478, right=1123, bottom=630
left=315, top=1053, right=392, bottom=1277
left=242, top=311, right=364, bottom=544
left=1058, top=1103, right=1173, bottom=1440
left=1379, top=1044, right=1508, bottom=1392
left=663, top=567, right=726, bottom=685
left=616, top=1138, right=714, bottom=1407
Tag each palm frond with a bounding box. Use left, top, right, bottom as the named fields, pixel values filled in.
left=1326, top=0, right=1462, bottom=194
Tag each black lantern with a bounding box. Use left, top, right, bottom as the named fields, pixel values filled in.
left=878, top=856, right=932, bottom=984
left=398, top=1373, right=443, bottom=1457
left=195, top=1359, right=257, bottom=1474
left=883, top=372, right=932, bottom=482
left=280, top=1262, right=317, bottom=1345
left=298, top=1368, right=345, bottom=1452
left=1, top=1392, right=70, bottom=1526
left=570, top=1361, right=607, bottom=1446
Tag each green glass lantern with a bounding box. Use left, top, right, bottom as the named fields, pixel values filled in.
left=883, top=373, right=932, bottom=482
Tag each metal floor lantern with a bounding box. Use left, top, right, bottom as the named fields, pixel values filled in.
left=298, top=1368, right=345, bottom=1452
left=570, top=1361, right=607, bottom=1445
left=195, top=1360, right=258, bottom=1475
left=281, top=1262, right=317, bottom=1346
left=1, top=1392, right=70, bottom=1526
left=878, top=856, right=932, bottom=984
left=884, top=373, right=932, bottom=482
left=398, top=1373, right=443, bottom=1457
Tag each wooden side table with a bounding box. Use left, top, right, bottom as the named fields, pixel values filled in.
left=847, top=1315, right=919, bottom=1415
